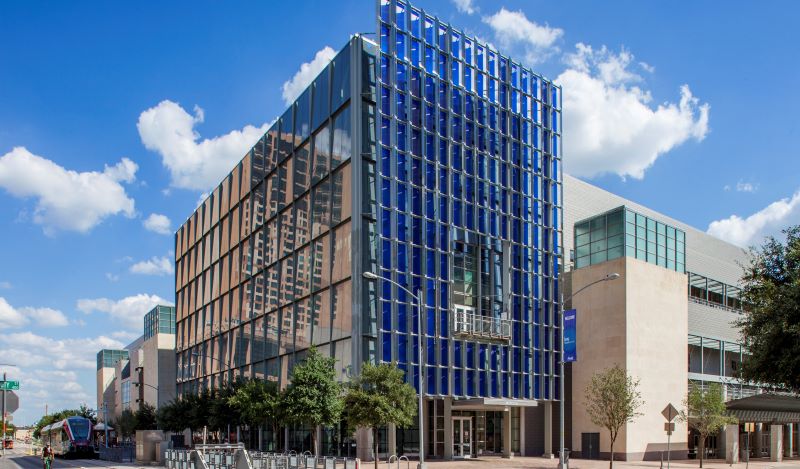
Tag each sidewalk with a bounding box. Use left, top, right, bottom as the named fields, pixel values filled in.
left=417, top=456, right=800, bottom=469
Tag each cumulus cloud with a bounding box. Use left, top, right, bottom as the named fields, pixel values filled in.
left=707, top=190, right=800, bottom=248
left=137, top=100, right=269, bottom=190
left=482, top=8, right=563, bottom=64
left=281, top=46, right=336, bottom=105
left=77, top=293, right=172, bottom=331
left=0, top=147, right=137, bottom=234
left=452, top=0, right=476, bottom=15
left=0, top=332, right=123, bottom=370
left=0, top=297, right=69, bottom=329
left=143, top=213, right=172, bottom=234
left=557, top=43, right=710, bottom=180
left=130, top=255, right=174, bottom=276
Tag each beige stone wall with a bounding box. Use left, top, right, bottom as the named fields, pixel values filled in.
left=570, top=257, right=688, bottom=460
left=141, top=333, right=176, bottom=408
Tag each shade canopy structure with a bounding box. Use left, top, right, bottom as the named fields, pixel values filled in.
left=727, top=393, right=800, bottom=423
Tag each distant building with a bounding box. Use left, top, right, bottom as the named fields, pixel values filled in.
left=96, top=305, right=176, bottom=422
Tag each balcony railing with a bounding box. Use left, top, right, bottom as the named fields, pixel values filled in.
left=453, top=306, right=512, bottom=341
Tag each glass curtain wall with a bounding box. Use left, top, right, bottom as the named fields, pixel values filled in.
left=377, top=0, right=562, bottom=402
left=175, top=41, right=355, bottom=396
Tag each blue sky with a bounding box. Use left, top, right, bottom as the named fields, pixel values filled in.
left=1, top=0, right=798, bottom=425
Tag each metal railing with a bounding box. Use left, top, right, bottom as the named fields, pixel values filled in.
left=453, top=307, right=512, bottom=340
left=99, top=445, right=135, bottom=462
left=167, top=448, right=361, bottom=469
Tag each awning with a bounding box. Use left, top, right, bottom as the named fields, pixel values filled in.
left=94, top=423, right=113, bottom=431
left=452, top=398, right=539, bottom=410
left=726, top=393, right=800, bottom=423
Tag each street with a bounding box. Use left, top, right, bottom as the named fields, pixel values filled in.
left=0, top=448, right=135, bottom=469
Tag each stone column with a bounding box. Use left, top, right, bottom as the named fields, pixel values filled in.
left=785, top=424, right=793, bottom=458
left=443, top=398, right=453, bottom=460
left=387, top=423, right=397, bottom=458
left=543, top=401, right=554, bottom=458
left=502, top=408, right=513, bottom=458
left=754, top=423, right=762, bottom=458
left=771, top=425, right=784, bottom=462
left=724, top=425, right=739, bottom=464
left=355, top=427, right=372, bottom=462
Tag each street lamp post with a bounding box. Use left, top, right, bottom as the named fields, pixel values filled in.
left=0, top=363, right=18, bottom=457
left=558, top=273, right=620, bottom=469
left=362, top=271, right=425, bottom=469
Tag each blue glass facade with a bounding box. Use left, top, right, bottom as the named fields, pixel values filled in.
left=375, top=0, right=562, bottom=402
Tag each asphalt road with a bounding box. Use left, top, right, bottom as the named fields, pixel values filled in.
left=1, top=452, right=121, bottom=469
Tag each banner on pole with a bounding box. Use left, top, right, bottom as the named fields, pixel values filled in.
left=564, top=309, right=577, bottom=362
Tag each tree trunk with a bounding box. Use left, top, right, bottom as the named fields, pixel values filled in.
left=312, top=426, right=319, bottom=457
left=609, top=436, right=615, bottom=469
left=373, top=427, right=380, bottom=469
left=699, top=435, right=705, bottom=468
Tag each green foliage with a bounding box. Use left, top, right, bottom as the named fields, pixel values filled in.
left=209, top=383, right=242, bottom=431
left=738, top=226, right=800, bottom=391
left=135, top=402, right=158, bottom=430
left=679, top=383, right=737, bottom=468
left=77, top=404, right=97, bottom=424
left=281, top=347, right=343, bottom=456
left=228, top=379, right=281, bottom=428
left=584, top=365, right=644, bottom=469
left=156, top=400, right=183, bottom=433
left=115, top=409, right=137, bottom=440
left=343, top=362, right=417, bottom=469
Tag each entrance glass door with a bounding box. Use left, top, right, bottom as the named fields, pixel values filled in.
left=453, top=417, right=472, bottom=458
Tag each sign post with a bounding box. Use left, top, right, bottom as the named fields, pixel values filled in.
left=662, top=403, right=679, bottom=469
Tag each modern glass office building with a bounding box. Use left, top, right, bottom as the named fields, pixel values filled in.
left=174, top=0, right=561, bottom=459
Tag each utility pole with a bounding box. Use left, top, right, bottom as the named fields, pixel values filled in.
left=103, top=403, right=109, bottom=448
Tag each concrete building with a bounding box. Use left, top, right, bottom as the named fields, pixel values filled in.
left=562, top=174, right=799, bottom=462
left=96, top=305, right=176, bottom=422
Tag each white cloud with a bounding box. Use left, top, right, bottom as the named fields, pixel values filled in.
left=557, top=43, right=710, bottom=180
left=137, top=100, right=269, bottom=190
left=482, top=8, right=563, bottom=64
left=0, top=297, right=27, bottom=328
left=77, top=293, right=172, bottom=331
left=707, top=190, right=800, bottom=247
left=736, top=181, right=758, bottom=193
left=281, top=46, right=336, bottom=105
left=130, top=255, right=174, bottom=276
left=106, top=272, right=120, bottom=282
left=0, top=297, right=69, bottom=329
left=0, top=147, right=137, bottom=234
left=143, top=212, right=172, bottom=235
left=0, top=281, right=11, bottom=289
left=452, top=0, right=476, bottom=15
left=0, top=332, right=123, bottom=370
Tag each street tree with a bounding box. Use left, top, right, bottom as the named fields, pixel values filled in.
left=342, top=362, right=417, bottom=469
left=135, top=402, right=158, bottom=430
left=584, top=365, right=644, bottom=469
left=680, top=383, right=736, bottom=468
left=115, top=409, right=137, bottom=442
left=229, top=378, right=282, bottom=450
left=738, top=226, right=800, bottom=391
left=281, top=347, right=343, bottom=457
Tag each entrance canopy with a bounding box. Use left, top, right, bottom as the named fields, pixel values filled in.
left=452, top=398, right=539, bottom=411
left=727, top=393, right=800, bottom=423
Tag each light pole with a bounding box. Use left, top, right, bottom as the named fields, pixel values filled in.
left=0, top=363, right=18, bottom=457
left=559, top=273, right=620, bottom=469
left=362, top=271, right=425, bottom=469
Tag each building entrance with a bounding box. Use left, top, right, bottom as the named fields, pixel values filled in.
left=452, top=417, right=472, bottom=458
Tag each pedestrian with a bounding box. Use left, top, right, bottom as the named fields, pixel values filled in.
left=42, top=443, right=54, bottom=469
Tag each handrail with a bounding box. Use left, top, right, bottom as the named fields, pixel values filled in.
left=453, top=308, right=511, bottom=340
